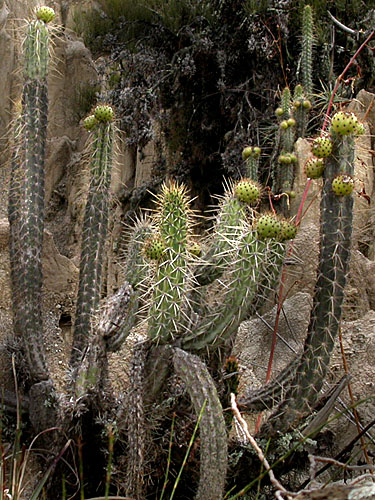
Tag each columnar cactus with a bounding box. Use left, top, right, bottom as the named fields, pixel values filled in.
left=147, top=182, right=191, bottom=343
left=293, top=84, right=311, bottom=138
left=273, top=87, right=297, bottom=201
left=239, top=126, right=357, bottom=437
left=242, top=145, right=261, bottom=181
left=301, top=4, right=314, bottom=97
left=71, top=105, right=115, bottom=366
left=8, top=8, right=55, bottom=382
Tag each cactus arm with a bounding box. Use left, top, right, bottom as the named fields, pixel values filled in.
left=194, top=192, right=246, bottom=286
left=293, top=84, right=310, bottom=138
left=301, top=5, right=314, bottom=97
left=244, top=156, right=259, bottom=181
left=261, top=135, right=354, bottom=435
left=173, top=348, right=228, bottom=500
left=147, top=182, right=190, bottom=343
left=183, top=235, right=284, bottom=352
left=71, top=119, right=114, bottom=366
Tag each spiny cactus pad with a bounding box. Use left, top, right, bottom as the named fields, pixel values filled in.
left=94, top=105, right=115, bottom=123
left=36, top=6, right=55, bottom=23
left=235, top=179, right=261, bottom=205
left=331, top=111, right=358, bottom=135
left=311, top=137, right=332, bottom=158
left=331, top=175, right=354, bottom=196
left=83, top=115, right=98, bottom=131
left=305, top=157, right=325, bottom=179
left=144, top=237, right=166, bottom=261
left=256, top=214, right=282, bottom=239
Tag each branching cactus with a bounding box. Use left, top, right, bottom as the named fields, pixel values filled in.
left=120, top=177, right=297, bottom=498
left=240, top=112, right=360, bottom=437
left=8, top=7, right=55, bottom=382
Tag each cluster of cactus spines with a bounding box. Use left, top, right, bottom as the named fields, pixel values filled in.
left=242, top=145, right=261, bottom=180
left=259, top=130, right=355, bottom=436
left=194, top=188, right=247, bottom=286
left=301, top=5, right=314, bottom=97
left=71, top=104, right=115, bottom=366
left=173, top=348, right=228, bottom=500
left=182, top=226, right=286, bottom=352
left=8, top=8, right=56, bottom=382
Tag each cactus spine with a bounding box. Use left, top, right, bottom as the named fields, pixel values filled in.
left=71, top=107, right=115, bottom=365
left=8, top=11, right=54, bottom=381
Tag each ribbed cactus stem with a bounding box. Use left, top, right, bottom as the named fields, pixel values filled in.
left=24, top=19, right=50, bottom=80
left=293, top=84, right=310, bottom=138
left=173, top=348, right=227, bottom=500
left=238, top=354, right=301, bottom=413
left=301, top=5, right=314, bottom=97
left=245, top=156, right=259, bottom=181
left=8, top=112, right=24, bottom=340
left=183, top=231, right=279, bottom=352
left=126, top=342, right=147, bottom=499
left=249, top=240, right=287, bottom=315
left=194, top=191, right=246, bottom=286
left=148, top=182, right=190, bottom=343
left=262, top=134, right=354, bottom=435
left=281, top=87, right=291, bottom=116
left=124, top=219, right=153, bottom=288
left=71, top=117, right=115, bottom=366
left=8, top=14, right=53, bottom=382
